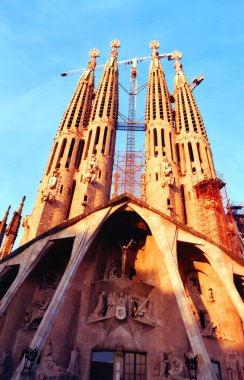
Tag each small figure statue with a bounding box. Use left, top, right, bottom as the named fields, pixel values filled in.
left=89, top=291, right=107, bottom=320
left=107, top=292, right=118, bottom=318
left=66, top=347, right=80, bottom=379
left=107, top=259, right=119, bottom=280
left=0, top=349, right=11, bottom=377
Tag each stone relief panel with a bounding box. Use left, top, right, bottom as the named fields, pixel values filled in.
left=41, top=170, right=61, bottom=203
left=23, top=271, right=61, bottom=331
left=185, top=271, right=233, bottom=341
left=88, top=284, right=156, bottom=326
left=88, top=237, right=156, bottom=326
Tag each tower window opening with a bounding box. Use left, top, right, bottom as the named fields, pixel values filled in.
left=101, top=127, right=108, bottom=154
left=180, top=185, right=187, bottom=224
left=188, top=142, right=194, bottom=162
left=60, top=185, right=63, bottom=194
left=156, top=172, right=159, bottom=181
left=169, top=132, right=174, bottom=161
left=176, top=143, right=180, bottom=163
left=75, top=140, right=85, bottom=169
left=161, top=129, right=165, bottom=148
left=197, top=142, right=202, bottom=163
left=55, top=138, right=67, bottom=169
left=65, top=138, right=75, bottom=168
left=153, top=128, right=158, bottom=157
left=46, top=141, right=58, bottom=175
left=93, top=127, right=100, bottom=154
left=167, top=198, right=171, bottom=206
left=84, top=131, right=92, bottom=160
left=108, top=129, right=114, bottom=156
left=83, top=195, right=88, bottom=202
left=148, top=130, right=151, bottom=157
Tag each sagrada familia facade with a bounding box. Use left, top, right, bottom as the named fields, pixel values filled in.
left=0, top=41, right=243, bottom=380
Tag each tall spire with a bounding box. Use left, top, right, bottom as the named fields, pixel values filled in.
left=173, top=52, right=229, bottom=246
left=0, top=197, right=25, bottom=259
left=20, top=50, right=99, bottom=245
left=0, top=205, right=11, bottom=248
left=145, top=41, right=184, bottom=221
left=68, top=40, right=120, bottom=216
left=58, top=48, right=99, bottom=134
left=173, top=50, right=216, bottom=181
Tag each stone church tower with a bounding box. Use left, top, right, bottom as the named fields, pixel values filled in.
left=0, top=41, right=243, bottom=380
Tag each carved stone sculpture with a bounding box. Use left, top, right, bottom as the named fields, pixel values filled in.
left=66, top=347, right=80, bottom=379
left=0, top=349, right=11, bottom=377
left=83, top=154, right=100, bottom=183
left=89, top=291, right=107, bottom=320
left=24, top=297, right=51, bottom=330
left=107, top=259, right=119, bottom=280
left=153, top=351, right=185, bottom=379
left=88, top=289, right=156, bottom=326
left=225, top=352, right=244, bottom=380
left=36, top=341, right=65, bottom=380
left=41, top=170, right=60, bottom=203
left=167, top=351, right=184, bottom=378
left=161, top=158, right=174, bottom=187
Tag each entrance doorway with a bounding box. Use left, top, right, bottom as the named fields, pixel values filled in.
left=90, top=351, right=114, bottom=380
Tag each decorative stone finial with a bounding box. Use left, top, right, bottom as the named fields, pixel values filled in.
left=89, top=48, right=100, bottom=58
left=149, top=40, right=160, bottom=51
left=171, top=50, right=182, bottom=61
left=171, top=51, right=183, bottom=74
left=87, top=49, right=100, bottom=73
left=110, top=40, right=120, bottom=60
left=111, top=40, right=120, bottom=49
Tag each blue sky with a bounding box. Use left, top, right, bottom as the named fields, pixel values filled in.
left=0, top=0, right=243, bottom=236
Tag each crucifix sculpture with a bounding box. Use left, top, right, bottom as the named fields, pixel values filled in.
left=117, top=239, right=134, bottom=278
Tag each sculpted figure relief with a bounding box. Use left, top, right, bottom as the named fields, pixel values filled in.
left=153, top=351, right=185, bottom=379
left=83, top=154, right=100, bottom=183
left=66, top=347, right=80, bottom=379
left=88, top=290, right=156, bottom=326
left=185, top=274, right=229, bottom=340
left=24, top=297, right=51, bottom=330
left=161, top=158, right=174, bottom=187
left=41, top=170, right=60, bottom=203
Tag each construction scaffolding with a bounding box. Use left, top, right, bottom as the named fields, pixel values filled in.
left=191, top=170, right=243, bottom=256
left=112, top=150, right=145, bottom=199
